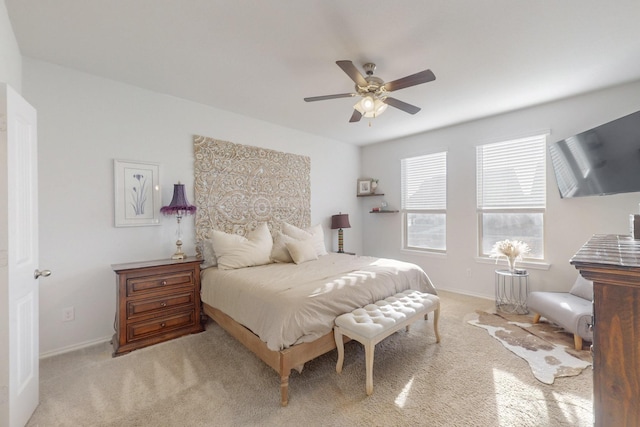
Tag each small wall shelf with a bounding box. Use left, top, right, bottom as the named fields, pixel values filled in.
left=369, top=210, right=399, bottom=214
left=357, top=193, right=385, bottom=197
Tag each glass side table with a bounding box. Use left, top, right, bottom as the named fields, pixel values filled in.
left=495, top=269, right=529, bottom=314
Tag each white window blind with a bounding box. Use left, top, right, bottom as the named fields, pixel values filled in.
left=401, top=152, right=447, bottom=210
left=477, top=135, right=547, bottom=209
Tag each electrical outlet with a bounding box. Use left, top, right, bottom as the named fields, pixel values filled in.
left=62, top=307, right=75, bottom=322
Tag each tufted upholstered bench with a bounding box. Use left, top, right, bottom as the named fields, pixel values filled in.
left=333, top=290, right=440, bottom=395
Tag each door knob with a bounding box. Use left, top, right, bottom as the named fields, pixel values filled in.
left=34, top=269, right=52, bottom=279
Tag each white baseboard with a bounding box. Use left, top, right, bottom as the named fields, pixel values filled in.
left=437, top=286, right=494, bottom=301
left=40, top=335, right=112, bottom=359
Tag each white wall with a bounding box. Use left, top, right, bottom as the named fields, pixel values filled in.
left=22, top=58, right=361, bottom=356
left=361, top=80, right=640, bottom=298
left=0, top=0, right=20, bottom=90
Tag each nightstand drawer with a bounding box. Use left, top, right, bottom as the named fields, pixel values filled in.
left=127, top=310, right=196, bottom=342
left=127, top=291, right=195, bottom=319
left=126, top=270, right=195, bottom=297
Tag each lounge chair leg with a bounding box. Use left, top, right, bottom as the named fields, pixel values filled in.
left=573, top=334, right=583, bottom=351
left=532, top=313, right=541, bottom=323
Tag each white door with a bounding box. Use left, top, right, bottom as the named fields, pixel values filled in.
left=1, top=83, right=42, bottom=426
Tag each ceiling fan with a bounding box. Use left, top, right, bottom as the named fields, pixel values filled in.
left=304, top=60, right=436, bottom=123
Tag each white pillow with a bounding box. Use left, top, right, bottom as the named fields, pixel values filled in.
left=569, top=275, right=593, bottom=301
left=270, top=232, right=297, bottom=263
left=210, top=223, right=273, bottom=270
left=281, top=222, right=328, bottom=257
left=200, top=239, right=217, bottom=269
left=286, top=239, right=318, bottom=264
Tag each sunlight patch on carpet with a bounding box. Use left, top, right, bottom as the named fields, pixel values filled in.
left=468, top=311, right=591, bottom=384
left=394, top=377, right=414, bottom=408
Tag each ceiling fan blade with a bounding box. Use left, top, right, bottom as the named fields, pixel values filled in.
left=336, top=60, right=368, bottom=87
left=304, top=93, right=355, bottom=102
left=383, top=69, right=435, bottom=92
left=383, top=97, right=421, bottom=114
left=349, top=110, right=363, bottom=123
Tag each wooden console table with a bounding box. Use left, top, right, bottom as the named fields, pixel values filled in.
left=570, top=234, right=640, bottom=427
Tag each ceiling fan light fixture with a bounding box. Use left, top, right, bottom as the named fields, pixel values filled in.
left=360, top=95, right=375, bottom=113
left=354, top=96, right=388, bottom=118
left=373, top=98, right=387, bottom=115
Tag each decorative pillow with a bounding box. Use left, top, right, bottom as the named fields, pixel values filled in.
left=270, top=232, right=298, bottom=263
left=285, top=239, right=318, bottom=264
left=210, top=222, right=273, bottom=270
left=199, top=239, right=217, bottom=269
left=569, top=275, right=593, bottom=301
left=281, top=222, right=328, bottom=257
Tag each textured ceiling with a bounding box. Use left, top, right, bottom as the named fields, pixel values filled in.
left=6, top=0, right=640, bottom=145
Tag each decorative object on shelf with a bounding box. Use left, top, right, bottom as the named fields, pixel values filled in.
left=161, top=182, right=197, bottom=259
left=113, top=159, right=161, bottom=227
left=490, top=239, right=530, bottom=272
left=330, top=213, right=351, bottom=253
left=371, top=179, right=379, bottom=192
left=357, top=179, right=372, bottom=195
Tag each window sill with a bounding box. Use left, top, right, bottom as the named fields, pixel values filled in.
left=475, top=256, right=551, bottom=271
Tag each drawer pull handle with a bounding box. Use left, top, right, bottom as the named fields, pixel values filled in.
left=160, top=302, right=167, bottom=307
left=161, top=280, right=167, bottom=286
left=160, top=322, right=166, bottom=328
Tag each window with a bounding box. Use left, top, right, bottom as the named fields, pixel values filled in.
left=477, top=134, right=546, bottom=259
left=401, top=151, right=447, bottom=251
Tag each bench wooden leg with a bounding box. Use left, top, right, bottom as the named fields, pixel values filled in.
left=334, top=327, right=344, bottom=373
left=433, top=307, right=441, bottom=343
left=364, top=340, right=375, bottom=395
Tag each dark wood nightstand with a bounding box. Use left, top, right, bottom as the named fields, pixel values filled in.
left=111, top=258, right=204, bottom=356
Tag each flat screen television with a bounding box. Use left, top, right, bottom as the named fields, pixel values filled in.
left=549, top=110, right=640, bottom=198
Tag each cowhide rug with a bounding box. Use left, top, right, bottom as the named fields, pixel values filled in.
left=467, top=310, right=592, bottom=384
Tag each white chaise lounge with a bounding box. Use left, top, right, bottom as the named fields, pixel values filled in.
left=527, top=275, right=593, bottom=350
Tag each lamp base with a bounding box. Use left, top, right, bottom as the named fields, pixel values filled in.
left=337, top=228, right=345, bottom=253
left=171, top=239, right=186, bottom=260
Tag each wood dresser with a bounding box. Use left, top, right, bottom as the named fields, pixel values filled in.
left=570, top=234, right=640, bottom=426
left=111, top=258, right=204, bottom=356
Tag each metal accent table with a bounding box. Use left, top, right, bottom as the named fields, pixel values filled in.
left=494, top=269, right=529, bottom=314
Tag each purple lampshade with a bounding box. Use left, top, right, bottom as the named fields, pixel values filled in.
left=331, top=213, right=351, bottom=229
left=160, top=183, right=197, bottom=215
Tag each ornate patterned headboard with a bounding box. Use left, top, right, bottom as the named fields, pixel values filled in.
left=193, top=135, right=311, bottom=252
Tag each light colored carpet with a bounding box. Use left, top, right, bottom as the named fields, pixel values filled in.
left=28, top=291, right=593, bottom=426
left=467, top=311, right=592, bottom=384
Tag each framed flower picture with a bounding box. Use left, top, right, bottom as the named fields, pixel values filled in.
left=114, top=159, right=161, bottom=227
left=357, top=179, right=372, bottom=195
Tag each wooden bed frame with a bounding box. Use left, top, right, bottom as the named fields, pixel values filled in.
left=194, top=138, right=342, bottom=406
left=202, top=302, right=347, bottom=406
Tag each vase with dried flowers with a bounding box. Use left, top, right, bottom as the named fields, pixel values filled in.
left=371, top=179, right=379, bottom=193
left=490, top=239, right=530, bottom=272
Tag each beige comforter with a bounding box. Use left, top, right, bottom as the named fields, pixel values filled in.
left=200, top=253, right=437, bottom=351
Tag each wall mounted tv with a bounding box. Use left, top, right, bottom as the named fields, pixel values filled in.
left=549, top=110, right=640, bottom=198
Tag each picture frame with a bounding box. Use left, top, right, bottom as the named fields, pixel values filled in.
left=114, top=159, right=161, bottom=227
left=357, top=179, right=372, bottom=195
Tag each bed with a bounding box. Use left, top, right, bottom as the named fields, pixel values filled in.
left=193, top=136, right=438, bottom=405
